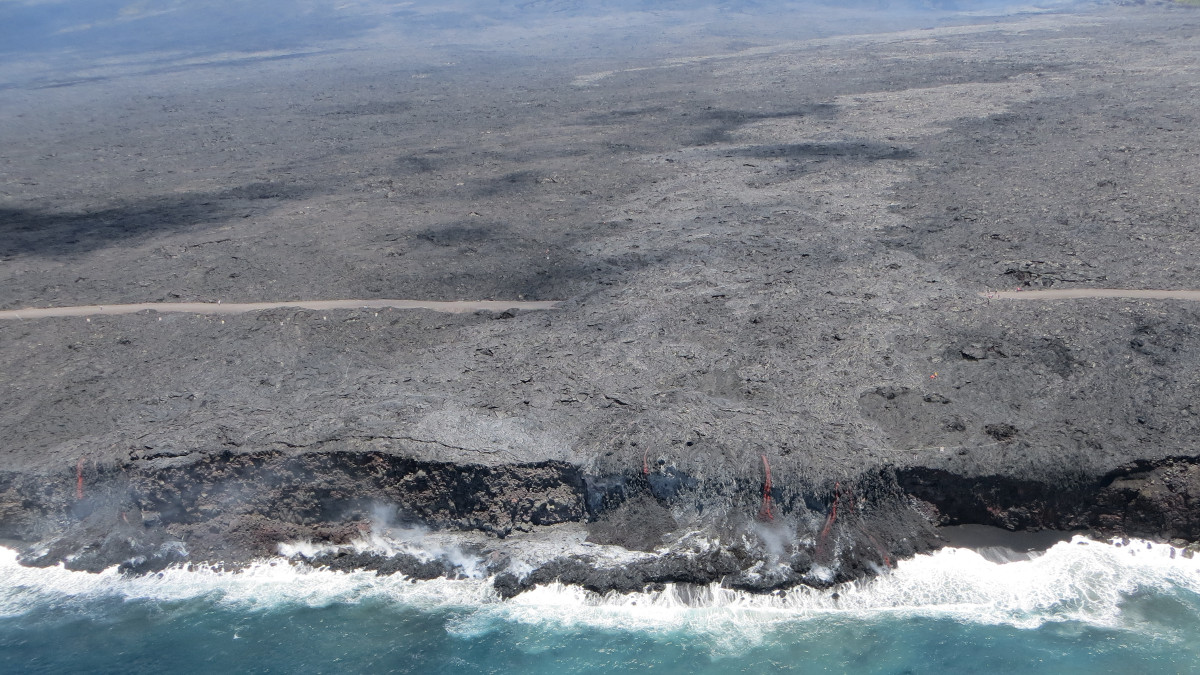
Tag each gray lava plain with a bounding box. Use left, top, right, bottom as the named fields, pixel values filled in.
left=2, top=1, right=1199, bottom=587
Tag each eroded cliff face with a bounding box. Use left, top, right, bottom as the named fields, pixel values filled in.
left=3, top=449, right=1196, bottom=595
left=900, top=458, right=1200, bottom=540
left=2, top=453, right=585, bottom=572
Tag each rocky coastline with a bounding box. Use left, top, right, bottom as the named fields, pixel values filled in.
left=2, top=448, right=1197, bottom=596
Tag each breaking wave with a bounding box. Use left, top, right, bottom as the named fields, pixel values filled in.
left=3, top=535, right=1199, bottom=653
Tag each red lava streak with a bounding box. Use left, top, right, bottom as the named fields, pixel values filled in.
left=820, top=482, right=841, bottom=544
left=76, top=456, right=86, bottom=500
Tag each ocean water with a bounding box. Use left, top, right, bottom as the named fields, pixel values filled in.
left=3, top=537, right=1199, bottom=674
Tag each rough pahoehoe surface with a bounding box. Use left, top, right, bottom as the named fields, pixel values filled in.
left=2, top=5, right=1199, bottom=592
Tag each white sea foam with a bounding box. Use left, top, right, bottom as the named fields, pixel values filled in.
left=3, top=537, right=1199, bottom=645
left=0, top=546, right=496, bottom=619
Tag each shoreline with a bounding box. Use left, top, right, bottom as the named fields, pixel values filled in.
left=5, top=450, right=1198, bottom=596
left=4, top=527, right=1198, bottom=602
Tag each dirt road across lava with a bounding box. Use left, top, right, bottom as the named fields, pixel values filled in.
left=982, top=289, right=1200, bottom=302
left=0, top=299, right=561, bottom=320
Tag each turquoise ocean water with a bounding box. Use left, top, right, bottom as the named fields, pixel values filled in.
left=4, top=538, right=1199, bottom=673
